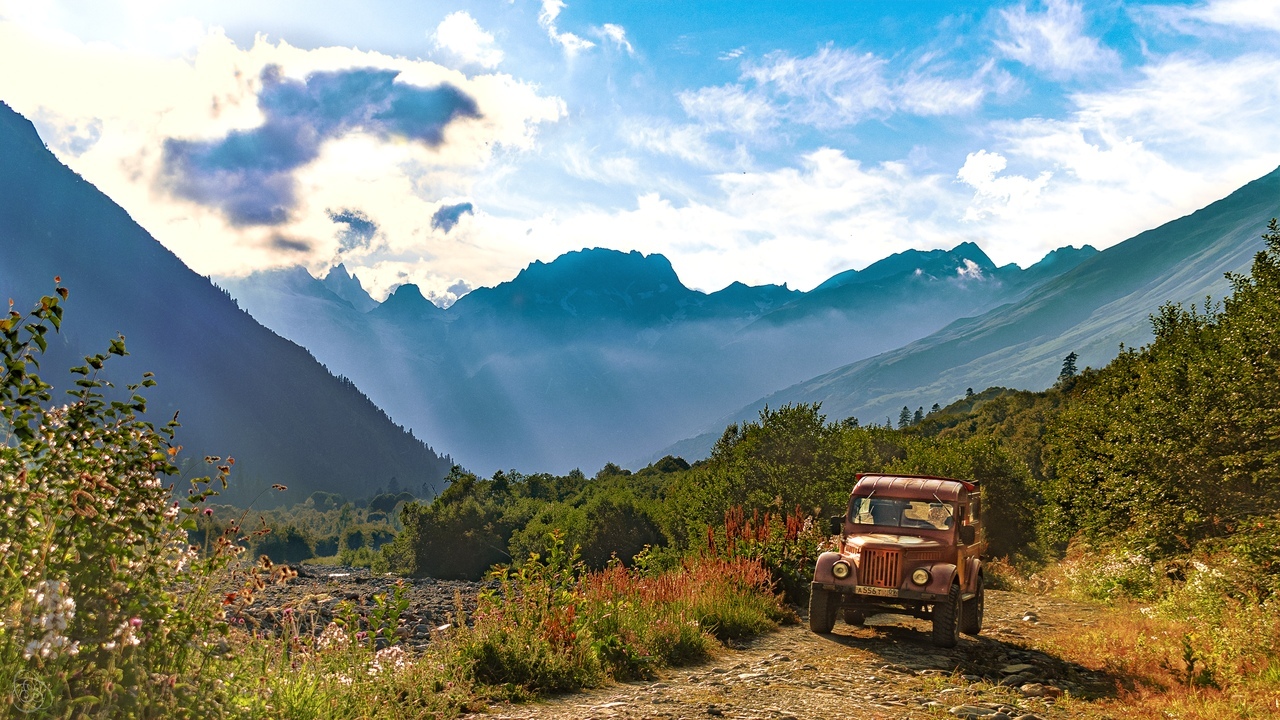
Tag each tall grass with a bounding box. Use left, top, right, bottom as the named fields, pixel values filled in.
left=452, top=534, right=791, bottom=700
left=999, top=536, right=1280, bottom=719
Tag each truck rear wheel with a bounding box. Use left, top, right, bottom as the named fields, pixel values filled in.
left=931, top=582, right=961, bottom=648
left=960, top=575, right=984, bottom=636
left=843, top=609, right=865, bottom=626
left=809, top=588, right=837, bottom=633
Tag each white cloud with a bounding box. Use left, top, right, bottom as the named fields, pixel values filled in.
left=681, top=44, right=1009, bottom=137
left=897, top=59, right=1014, bottom=115
left=995, top=0, right=1119, bottom=79
left=743, top=45, right=892, bottom=127
left=953, top=51, right=1280, bottom=262
left=538, top=0, right=595, bottom=58
left=956, top=258, right=985, bottom=280
left=1148, top=0, right=1280, bottom=34
left=562, top=145, right=641, bottom=185
left=432, top=11, right=503, bottom=69
left=594, top=23, right=634, bottom=55
left=622, top=118, right=751, bottom=170
left=677, top=84, right=779, bottom=135
left=957, top=150, right=1052, bottom=221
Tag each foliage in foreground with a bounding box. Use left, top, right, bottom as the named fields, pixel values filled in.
left=0, top=284, right=264, bottom=717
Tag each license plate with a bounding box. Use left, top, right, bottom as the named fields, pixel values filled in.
left=855, top=586, right=898, bottom=597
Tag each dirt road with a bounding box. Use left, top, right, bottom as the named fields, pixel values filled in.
left=478, top=590, right=1116, bottom=720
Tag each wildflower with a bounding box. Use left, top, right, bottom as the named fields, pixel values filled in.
left=368, top=645, right=408, bottom=676
left=203, top=508, right=214, bottom=516
left=23, top=580, right=80, bottom=659
left=317, top=622, right=350, bottom=650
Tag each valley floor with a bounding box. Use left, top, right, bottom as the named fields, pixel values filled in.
left=476, top=590, right=1115, bottom=720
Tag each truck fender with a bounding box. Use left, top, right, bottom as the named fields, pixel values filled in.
left=814, top=551, right=857, bottom=586
left=965, top=558, right=982, bottom=593
left=919, top=562, right=958, bottom=596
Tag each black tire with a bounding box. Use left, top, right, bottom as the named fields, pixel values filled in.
left=960, top=574, right=984, bottom=636
left=809, top=588, right=837, bottom=633
left=843, top=608, right=865, bottom=626
left=931, top=582, right=961, bottom=648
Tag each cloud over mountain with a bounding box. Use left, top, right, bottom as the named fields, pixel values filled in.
left=160, top=66, right=480, bottom=226
left=431, top=202, right=474, bottom=233
left=328, top=208, right=379, bottom=250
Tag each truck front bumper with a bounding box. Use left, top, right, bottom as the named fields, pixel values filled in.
left=812, top=581, right=942, bottom=603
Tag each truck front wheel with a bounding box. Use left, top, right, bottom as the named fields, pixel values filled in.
left=931, top=582, right=961, bottom=648
left=809, top=588, right=837, bottom=633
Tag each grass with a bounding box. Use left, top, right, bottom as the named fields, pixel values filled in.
left=994, top=543, right=1280, bottom=719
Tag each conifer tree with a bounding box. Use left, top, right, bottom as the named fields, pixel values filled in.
left=1058, top=352, right=1079, bottom=384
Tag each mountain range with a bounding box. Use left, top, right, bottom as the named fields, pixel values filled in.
left=7, top=96, right=1276, bottom=484
left=658, top=165, right=1280, bottom=462
left=0, top=102, right=453, bottom=504
left=219, top=232, right=1096, bottom=474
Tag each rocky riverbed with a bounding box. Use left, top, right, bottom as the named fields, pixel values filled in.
left=224, top=564, right=492, bottom=649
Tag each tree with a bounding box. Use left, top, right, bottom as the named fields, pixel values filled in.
left=966, top=388, right=975, bottom=398
left=1042, top=219, right=1280, bottom=553
left=898, top=406, right=912, bottom=429
left=913, top=407, right=924, bottom=425
left=931, top=403, right=941, bottom=414
left=1057, top=352, right=1079, bottom=384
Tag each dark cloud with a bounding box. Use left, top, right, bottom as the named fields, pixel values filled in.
left=269, top=234, right=313, bottom=253
left=431, top=202, right=474, bottom=233
left=160, top=65, right=481, bottom=226
left=446, top=279, right=473, bottom=296
left=327, top=208, right=378, bottom=250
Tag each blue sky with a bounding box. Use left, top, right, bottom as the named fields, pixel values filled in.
left=2, top=1, right=1279, bottom=304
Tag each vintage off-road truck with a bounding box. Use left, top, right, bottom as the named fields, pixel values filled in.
left=809, top=473, right=986, bottom=648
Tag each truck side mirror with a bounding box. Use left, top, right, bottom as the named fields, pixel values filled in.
left=959, top=525, right=976, bottom=545
left=828, top=515, right=843, bottom=536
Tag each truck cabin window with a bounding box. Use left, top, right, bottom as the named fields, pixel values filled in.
left=850, top=497, right=953, bottom=531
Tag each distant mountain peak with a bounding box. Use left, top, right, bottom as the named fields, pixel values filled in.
left=387, top=283, right=430, bottom=303
left=321, top=262, right=379, bottom=313
left=514, top=247, right=684, bottom=291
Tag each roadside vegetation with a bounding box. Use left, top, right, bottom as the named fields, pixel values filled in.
left=4, top=220, right=1280, bottom=717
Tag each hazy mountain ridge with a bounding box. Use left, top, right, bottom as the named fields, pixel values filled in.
left=220, top=233, right=1090, bottom=474
left=656, top=165, right=1280, bottom=463
left=0, top=102, right=453, bottom=504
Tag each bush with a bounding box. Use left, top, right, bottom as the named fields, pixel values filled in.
left=0, top=285, right=245, bottom=716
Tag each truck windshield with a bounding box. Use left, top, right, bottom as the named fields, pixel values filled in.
left=849, top=497, right=953, bottom=530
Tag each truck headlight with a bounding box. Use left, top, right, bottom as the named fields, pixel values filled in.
left=911, top=568, right=931, bottom=586
left=832, top=561, right=851, bottom=579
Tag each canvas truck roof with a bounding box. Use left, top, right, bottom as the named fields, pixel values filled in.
left=852, top=474, right=976, bottom=501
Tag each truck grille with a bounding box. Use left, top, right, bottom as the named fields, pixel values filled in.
left=861, top=549, right=901, bottom=588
